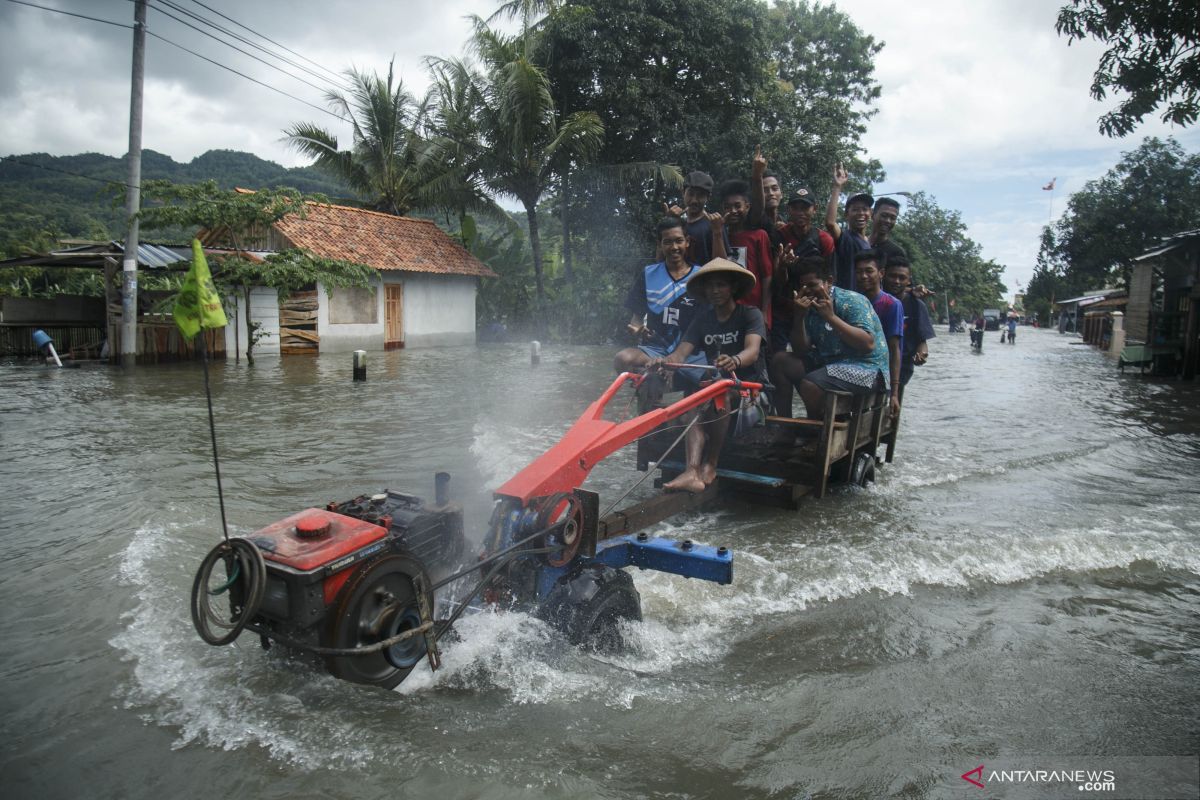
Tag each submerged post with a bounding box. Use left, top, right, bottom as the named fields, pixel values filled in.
left=531, top=340, right=541, bottom=366
left=352, top=350, right=367, bottom=381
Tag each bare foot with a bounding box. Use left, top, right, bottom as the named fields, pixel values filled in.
left=664, top=469, right=707, bottom=493
left=697, top=462, right=717, bottom=486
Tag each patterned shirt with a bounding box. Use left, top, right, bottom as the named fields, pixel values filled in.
left=803, top=286, right=891, bottom=389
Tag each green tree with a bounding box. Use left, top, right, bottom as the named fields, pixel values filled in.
left=1057, top=0, right=1200, bottom=137
left=463, top=16, right=604, bottom=327
left=1029, top=136, right=1200, bottom=313
left=889, top=192, right=1006, bottom=319
left=283, top=62, right=445, bottom=216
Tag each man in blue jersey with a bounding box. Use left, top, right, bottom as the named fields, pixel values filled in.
left=854, top=250, right=903, bottom=417
left=824, top=162, right=872, bottom=291
left=615, top=217, right=709, bottom=382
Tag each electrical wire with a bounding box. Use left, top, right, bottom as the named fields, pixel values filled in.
left=156, top=0, right=349, bottom=92
left=184, top=0, right=346, bottom=85
left=4, top=0, right=131, bottom=28
left=144, top=29, right=345, bottom=121
left=147, top=0, right=345, bottom=96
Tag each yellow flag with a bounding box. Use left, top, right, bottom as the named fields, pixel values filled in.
left=174, top=239, right=228, bottom=338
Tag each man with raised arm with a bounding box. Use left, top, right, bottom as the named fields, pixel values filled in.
left=664, top=171, right=729, bottom=266
left=825, top=162, right=873, bottom=291
left=749, top=145, right=784, bottom=250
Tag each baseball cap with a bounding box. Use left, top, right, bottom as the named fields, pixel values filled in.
left=846, top=192, right=874, bottom=210
left=787, top=188, right=816, bottom=207
left=683, top=171, right=714, bottom=193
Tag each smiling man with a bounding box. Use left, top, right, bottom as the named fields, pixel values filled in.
left=825, top=162, right=873, bottom=292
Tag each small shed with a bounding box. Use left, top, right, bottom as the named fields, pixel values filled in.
left=203, top=199, right=497, bottom=356
left=1126, top=229, right=1200, bottom=379
left=1053, top=289, right=1121, bottom=334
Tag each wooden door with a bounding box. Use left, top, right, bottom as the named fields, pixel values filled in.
left=279, top=289, right=319, bottom=355
left=385, top=284, right=404, bottom=349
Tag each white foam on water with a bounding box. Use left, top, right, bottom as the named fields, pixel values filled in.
left=110, top=519, right=382, bottom=769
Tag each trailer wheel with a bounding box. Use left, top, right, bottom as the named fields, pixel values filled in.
left=538, top=565, right=642, bottom=652
left=324, top=552, right=432, bottom=689
left=850, top=451, right=876, bottom=488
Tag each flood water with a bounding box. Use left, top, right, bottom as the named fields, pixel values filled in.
left=2, top=328, right=1198, bottom=799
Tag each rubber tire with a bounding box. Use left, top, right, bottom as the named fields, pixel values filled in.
left=538, top=565, right=642, bottom=652
left=323, top=552, right=432, bottom=689
left=849, top=451, right=876, bottom=488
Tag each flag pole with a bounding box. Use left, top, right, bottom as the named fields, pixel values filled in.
left=200, top=339, right=230, bottom=542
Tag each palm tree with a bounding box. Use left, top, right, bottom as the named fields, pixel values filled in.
left=283, top=62, right=440, bottom=216
left=465, top=17, right=603, bottom=325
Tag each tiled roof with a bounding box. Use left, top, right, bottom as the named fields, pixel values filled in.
left=272, top=202, right=497, bottom=278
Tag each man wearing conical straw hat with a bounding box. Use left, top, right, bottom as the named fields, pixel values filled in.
left=651, top=258, right=768, bottom=493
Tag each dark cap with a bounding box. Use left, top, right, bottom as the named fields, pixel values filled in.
left=846, top=192, right=874, bottom=210
left=787, top=188, right=816, bottom=207
left=683, top=171, right=714, bottom=193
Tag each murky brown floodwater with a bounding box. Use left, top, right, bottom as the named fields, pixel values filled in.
left=2, top=329, right=1198, bottom=799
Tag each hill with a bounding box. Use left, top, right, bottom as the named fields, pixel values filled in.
left=0, top=149, right=354, bottom=256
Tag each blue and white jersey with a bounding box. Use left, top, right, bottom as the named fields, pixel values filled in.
left=624, top=261, right=705, bottom=350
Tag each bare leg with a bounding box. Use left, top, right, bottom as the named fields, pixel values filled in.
left=769, top=351, right=807, bottom=417
left=614, top=347, right=650, bottom=373
left=697, top=405, right=733, bottom=486
left=798, top=378, right=825, bottom=419
left=663, top=410, right=708, bottom=493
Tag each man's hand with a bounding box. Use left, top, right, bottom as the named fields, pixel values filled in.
left=705, top=210, right=724, bottom=230
left=714, top=352, right=739, bottom=372
left=792, top=290, right=814, bottom=316
left=890, top=393, right=901, bottom=418
left=811, top=284, right=835, bottom=321
left=832, top=162, right=849, bottom=188
left=663, top=202, right=684, bottom=217
left=774, top=243, right=796, bottom=280
left=626, top=321, right=649, bottom=340
left=912, top=284, right=933, bottom=299
left=752, top=144, right=767, bottom=177
left=913, top=342, right=928, bottom=365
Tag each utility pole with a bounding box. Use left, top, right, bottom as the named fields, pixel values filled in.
left=120, top=0, right=147, bottom=366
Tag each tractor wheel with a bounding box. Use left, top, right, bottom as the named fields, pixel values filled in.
left=537, top=564, right=642, bottom=652
left=850, top=451, right=876, bottom=488
left=324, top=552, right=432, bottom=689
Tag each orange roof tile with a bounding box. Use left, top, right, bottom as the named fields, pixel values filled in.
left=272, top=201, right=497, bottom=278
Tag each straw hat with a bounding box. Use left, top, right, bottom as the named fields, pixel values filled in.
left=687, top=257, right=757, bottom=300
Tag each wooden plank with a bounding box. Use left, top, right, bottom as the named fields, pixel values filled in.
left=598, top=483, right=719, bottom=541
left=279, top=309, right=317, bottom=324
left=766, top=415, right=848, bottom=430
left=279, top=327, right=320, bottom=343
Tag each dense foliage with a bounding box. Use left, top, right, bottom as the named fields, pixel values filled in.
left=1025, top=137, right=1200, bottom=324
left=1057, top=0, right=1199, bottom=137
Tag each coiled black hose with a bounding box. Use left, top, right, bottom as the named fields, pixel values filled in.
left=191, top=537, right=266, bottom=646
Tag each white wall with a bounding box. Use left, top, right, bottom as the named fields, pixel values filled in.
left=223, top=286, right=280, bottom=359
left=398, top=273, right=477, bottom=348
left=317, top=273, right=478, bottom=351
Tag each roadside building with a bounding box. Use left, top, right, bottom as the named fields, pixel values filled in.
left=1053, top=288, right=1123, bottom=334
left=1124, top=229, right=1200, bottom=379
left=202, top=199, right=496, bottom=357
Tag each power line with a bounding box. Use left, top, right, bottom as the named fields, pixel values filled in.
left=146, top=0, right=340, bottom=97
left=4, top=0, right=131, bottom=29
left=151, top=0, right=350, bottom=94
left=146, top=29, right=346, bottom=122
left=184, top=0, right=346, bottom=85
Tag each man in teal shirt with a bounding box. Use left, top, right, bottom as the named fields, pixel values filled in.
left=768, top=256, right=889, bottom=419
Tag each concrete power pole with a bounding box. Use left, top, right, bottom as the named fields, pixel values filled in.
left=120, top=0, right=147, bottom=366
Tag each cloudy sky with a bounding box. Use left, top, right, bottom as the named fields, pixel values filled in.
left=2, top=0, right=1197, bottom=298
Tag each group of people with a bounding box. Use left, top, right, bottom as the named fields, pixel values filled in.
left=615, top=151, right=936, bottom=493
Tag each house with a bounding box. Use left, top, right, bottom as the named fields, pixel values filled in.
left=204, top=199, right=497, bottom=357
left=1053, top=288, right=1123, bottom=334
left=1125, top=229, right=1200, bottom=379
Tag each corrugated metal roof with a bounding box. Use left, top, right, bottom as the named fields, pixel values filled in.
left=1133, top=229, right=1200, bottom=262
